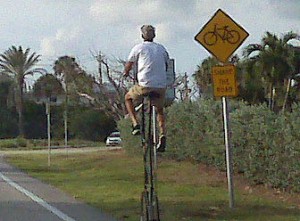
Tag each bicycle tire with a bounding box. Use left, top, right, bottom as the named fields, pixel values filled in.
left=152, top=194, right=160, bottom=221
left=141, top=99, right=146, bottom=146
left=147, top=100, right=154, bottom=189
left=203, top=32, right=217, bottom=46
left=227, top=30, right=240, bottom=44
left=140, top=96, right=161, bottom=221
left=140, top=191, right=149, bottom=221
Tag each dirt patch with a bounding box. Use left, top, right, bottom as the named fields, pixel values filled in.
left=198, top=163, right=300, bottom=208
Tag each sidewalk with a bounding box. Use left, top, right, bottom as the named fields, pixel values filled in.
left=0, top=155, right=119, bottom=221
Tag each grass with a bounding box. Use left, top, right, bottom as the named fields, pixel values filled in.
left=6, top=149, right=300, bottom=221
left=0, top=138, right=105, bottom=150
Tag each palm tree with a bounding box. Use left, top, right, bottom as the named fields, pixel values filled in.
left=53, top=56, right=78, bottom=146
left=0, top=46, right=44, bottom=137
left=33, top=74, right=65, bottom=102
left=237, top=59, right=265, bottom=104
left=53, top=56, right=77, bottom=93
left=193, top=56, right=218, bottom=98
left=243, top=31, right=299, bottom=110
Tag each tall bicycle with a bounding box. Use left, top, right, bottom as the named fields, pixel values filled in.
left=139, top=92, right=160, bottom=221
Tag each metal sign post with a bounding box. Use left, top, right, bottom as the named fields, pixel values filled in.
left=222, top=97, right=234, bottom=208
left=46, top=102, right=51, bottom=167
left=212, top=64, right=236, bottom=209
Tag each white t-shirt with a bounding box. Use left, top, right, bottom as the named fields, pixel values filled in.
left=127, top=41, right=169, bottom=88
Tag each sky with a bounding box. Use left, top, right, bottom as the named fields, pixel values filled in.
left=0, top=0, right=299, bottom=85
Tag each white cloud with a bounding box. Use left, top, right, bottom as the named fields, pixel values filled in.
left=89, top=0, right=165, bottom=24
left=40, top=38, right=55, bottom=57
left=40, top=27, right=83, bottom=57
left=89, top=0, right=299, bottom=73
left=0, top=0, right=298, bottom=76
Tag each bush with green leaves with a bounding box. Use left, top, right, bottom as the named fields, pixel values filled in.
left=0, top=137, right=27, bottom=149
left=24, top=101, right=47, bottom=139
left=118, top=118, right=141, bottom=154
left=0, top=108, right=18, bottom=138
left=166, top=100, right=224, bottom=166
left=68, top=107, right=116, bottom=142
left=119, top=98, right=300, bottom=192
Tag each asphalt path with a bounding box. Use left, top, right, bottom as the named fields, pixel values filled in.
left=0, top=148, right=120, bottom=221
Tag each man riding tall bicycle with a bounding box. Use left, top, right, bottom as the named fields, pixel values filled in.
left=123, top=25, right=169, bottom=152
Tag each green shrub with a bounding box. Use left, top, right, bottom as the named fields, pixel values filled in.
left=69, top=108, right=116, bottom=141
left=119, top=98, right=300, bottom=192
left=29, top=139, right=47, bottom=147
left=0, top=138, right=27, bottom=149
left=24, top=101, right=46, bottom=139
left=166, top=99, right=225, bottom=168
left=0, top=139, right=18, bottom=149
left=118, top=118, right=142, bottom=155
left=0, top=109, right=18, bottom=138
left=15, top=137, right=27, bottom=147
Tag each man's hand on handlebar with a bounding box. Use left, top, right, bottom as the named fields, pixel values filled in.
left=123, top=72, right=129, bottom=78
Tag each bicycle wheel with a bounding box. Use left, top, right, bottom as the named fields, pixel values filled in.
left=227, top=30, right=240, bottom=44
left=141, top=99, right=146, bottom=146
left=140, top=191, right=149, bottom=221
left=147, top=101, right=155, bottom=191
left=142, top=97, right=150, bottom=186
left=152, top=194, right=160, bottom=221
left=152, top=106, right=159, bottom=148
left=151, top=106, right=159, bottom=190
left=203, top=32, right=217, bottom=46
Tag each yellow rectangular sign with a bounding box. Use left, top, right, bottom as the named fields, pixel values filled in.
left=212, top=65, right=238, bottom=97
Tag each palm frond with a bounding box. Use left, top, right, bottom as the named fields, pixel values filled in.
left=243, top=44, right=263, bottom=57
left=283, top=31, right=299, bottom=44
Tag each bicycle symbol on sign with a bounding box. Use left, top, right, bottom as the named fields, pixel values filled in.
left=204, top=24, right=240, bottom=46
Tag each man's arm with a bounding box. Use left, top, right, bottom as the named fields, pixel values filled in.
left=123, top=61, right=134, bottom=77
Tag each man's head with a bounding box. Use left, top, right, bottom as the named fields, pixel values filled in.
left=141, top=25, right=155, bottom=41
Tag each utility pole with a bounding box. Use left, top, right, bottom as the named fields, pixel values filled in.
left=64, top=75, right=68, bottom=154
left=96, top=51, right=103, bottom=85
left=46, top=102, right=51, bottom=167
left=183, top=73, right=191, bottom=101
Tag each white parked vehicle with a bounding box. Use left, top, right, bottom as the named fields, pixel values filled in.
left=105, top=131, right=122, bottom=146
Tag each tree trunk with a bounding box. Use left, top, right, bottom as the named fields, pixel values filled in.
left=17, top=82, right=25, bottom=137
left=268, top=83, right=273, bottom=110
left=282, top=78, right=291, bottom=112
left=97, top=51, right=103, bottom=85
left=271, top=87, right=275, bottom=111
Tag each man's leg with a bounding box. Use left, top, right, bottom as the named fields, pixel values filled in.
left=125, top=92, right=139, bottom=126
left=156, top=107, right=166, bottom=137
left=156, top=107, right=166, bottom=152
left=125, top=87, right=141, bottom=135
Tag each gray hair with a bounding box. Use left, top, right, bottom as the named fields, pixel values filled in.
left=141, top=25, right=155, bottom=40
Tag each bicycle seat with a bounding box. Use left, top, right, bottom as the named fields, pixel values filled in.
left=143, top=91, right=160, bottom=99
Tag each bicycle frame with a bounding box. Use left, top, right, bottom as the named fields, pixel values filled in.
left=140, top=95, right=160, bottom=221
left=214, top=25, right=230, bottom=41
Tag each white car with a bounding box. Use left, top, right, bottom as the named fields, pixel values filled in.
left=106, top=131, right=122, bottom=146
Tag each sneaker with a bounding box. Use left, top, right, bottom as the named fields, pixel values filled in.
left=132, top=124, right=141, bottom=135
left=157, top=135, right=166, bottom=152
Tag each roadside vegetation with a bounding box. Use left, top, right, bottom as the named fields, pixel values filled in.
left=6, top=149, right=300, bottom=221
left=120, top=98, right=300, bottom=193
left=0, top=138, right=105, bottom=150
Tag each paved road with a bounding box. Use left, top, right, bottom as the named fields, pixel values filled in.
left=0, top=150, right=120, bottom=221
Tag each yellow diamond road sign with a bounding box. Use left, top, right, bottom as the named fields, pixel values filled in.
left=212, top=65, right=238, bottom=97
left=195, top=9, right=249, bottom=63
